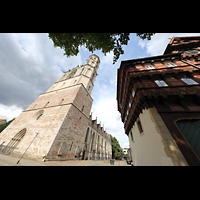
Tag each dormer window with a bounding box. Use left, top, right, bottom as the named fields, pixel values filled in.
left=155, top=80, right=168, bottom=87
left=183, top=49, right=200, bottom=54
left=181, top=78, right=199, bottom=85
left=145, top=65, right=155, bottom=70
left=165, top=62, right=177, bottom=67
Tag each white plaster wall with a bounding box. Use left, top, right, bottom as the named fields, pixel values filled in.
left=129, top=108, right=174, bottom=166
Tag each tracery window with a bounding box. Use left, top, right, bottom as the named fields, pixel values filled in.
left=84, top=128, right=89, bottom=143
left=79, top=68, right=84, bottom=75
left=67, top=69, right=77, bottom=79
left=37, top=114, right=43, bottom=120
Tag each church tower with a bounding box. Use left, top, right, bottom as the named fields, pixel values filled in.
left=117, top=36, right=200, bottom=166
left=0, top=54, right=100, bottom=161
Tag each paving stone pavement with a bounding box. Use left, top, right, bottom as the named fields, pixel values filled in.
left=0, top=154, right=131, bottom=166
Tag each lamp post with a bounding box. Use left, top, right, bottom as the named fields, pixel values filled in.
left=16, top=133, right=39, bottom=164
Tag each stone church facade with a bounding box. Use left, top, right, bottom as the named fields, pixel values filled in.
left=83, top=113, right=112, bottom=160
left=0, top=54, right=112, bottom=161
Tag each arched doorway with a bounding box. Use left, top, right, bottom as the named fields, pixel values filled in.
left=176, top=119, right=200, bottom=159
left=2, top=128, right=26, bottom=155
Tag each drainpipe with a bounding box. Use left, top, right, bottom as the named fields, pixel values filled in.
left=181, top=59, right=200, bottom=70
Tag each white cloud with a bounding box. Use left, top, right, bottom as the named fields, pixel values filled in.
left=138, top=33, right=200, bottom=56
left=0, top=33, right=82, bottom=111
left=122, top=143, right=129, bottom=148
left=138, top=40, right=148, bottom=49
left=0, top=104, right=23, bottom=121
left=101, top=51, right=114, bottom=65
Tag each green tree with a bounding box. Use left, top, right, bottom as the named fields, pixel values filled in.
left=48, top=33, right=155, bottom=64
left=110, top=134, right=124, bottom=159
left=0, top=118, right=15, bottom=133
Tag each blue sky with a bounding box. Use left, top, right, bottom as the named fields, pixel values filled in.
left=0, top=33, right=200, bottom=148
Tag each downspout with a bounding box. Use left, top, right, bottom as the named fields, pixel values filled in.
left=181, top=58, right=200, bottom=70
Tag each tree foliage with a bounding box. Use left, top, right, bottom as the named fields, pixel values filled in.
left=0, top=118, right=15, bottom=133
left=48, top=33, right=155, bottom=64
left=110, top=134, right=124, bottom=159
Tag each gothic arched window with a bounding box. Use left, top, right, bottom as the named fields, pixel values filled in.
left=67, top=69, right=77, bottom=79
left=84, top=128, right=89, bottom=143
left=79, top=67, right=84, bottom=75
left=91, top=73, right=95, bottom=82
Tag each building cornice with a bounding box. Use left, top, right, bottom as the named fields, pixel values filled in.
left=40, top=83, right=93, bottom=102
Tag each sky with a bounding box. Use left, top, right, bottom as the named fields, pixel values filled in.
left=0, top=33, right=200, bottom=148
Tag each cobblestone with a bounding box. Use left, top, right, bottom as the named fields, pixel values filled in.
left=0, top=154, right=130, bottom=166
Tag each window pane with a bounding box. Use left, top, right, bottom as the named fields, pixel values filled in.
left=189, top=79, right=199, bottom=85
left=166, top=63, right=172, bottom=67
left=132, top=88, right=135, bottom=97
left=184, top=50, right=198, bottom=54
left=155, top=80, right=162, bottom=87
left=181, top=78, right=199, bottom=85
left=137, top=121, right=143, bottom=133
left=160, top=80, right=168, bottom=86
left=155, top=80, right=168, bottom=87
left=37, top=114, right=43, bottom=120
left=166, top=62, right=177, bottom=67
left=146, top=65, right=155, bottom=69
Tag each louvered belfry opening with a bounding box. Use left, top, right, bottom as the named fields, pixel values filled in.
left=1, top=128, right=26, bottom=155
